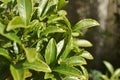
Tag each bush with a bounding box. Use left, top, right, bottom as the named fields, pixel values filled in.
left=0, top=0, right=99, bottom=80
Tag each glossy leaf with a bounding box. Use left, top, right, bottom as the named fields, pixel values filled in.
left=45, top=38, right=57, bottom=65
left=58, top=0, right=68, bottom=9
left=72, top=19, right=99, bottom=31
left=23, top=59, right=51, bottom=72
left=25, top=48, right=38, bottom=63
left=7, top=16, right=25, bottom=31
left=0, top=48, right=11, bottom=61
left=103, top=61, right=114, bottom=75
left=64, top=76, right=79, bottom=80
left=80, top=51, right=93, bottom=60
left=10, top=65, right=24, bottom=80
left=0, top=23, right=21, bottom=45
left=74, top=39, right=93, bottom=47
left=38, top=0, right=48, bottom=17
left=53, top=65, right=82, bottom=78
left=41, top=26, right=65, bottom=36
left=17, top=0, right=33, bottom=25
left=64, top=56, right=87, bottom=66
left=57, top=40, right=64, bottom=56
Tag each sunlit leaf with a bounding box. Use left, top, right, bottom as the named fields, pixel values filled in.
left=0, top=48, right=11, bottom=61
left=80, top=66, right=88, bottom=80
left=38, top=0, right=48, bottom=17
left=72, top=19, right=99, bottom=31
left=41, top=26, right=65, bottom=36
left=57, top=40, right=64, bottom=56
left=112, top=68, right=120, bottom=79
left=44, top=73, right=56, bottom=80
left=103, top=61, right=114, bottom=75
left=25, top=48, right=38, bottom=63
left=23, top=59, right=51, bottom=72
left=74, top=39, right=93, bottom=47
left=0, top=23, right=22, bottom=45
left=45, top=38, right=57, bottom=65
left=53, top=65, right=82, bottom=78
left=10, top=65, right=24, bottom=80
left=80, top=51, right=93, bottom=60
left=64, top=56, right=87, bottom=66
left=17, top=0, right=33, bottom=25
left=7, top=16, right=25, bottom=31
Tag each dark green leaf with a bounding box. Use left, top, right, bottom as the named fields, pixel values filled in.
left=23, top=59, right=51, bottom=72
left=0, top=0, right=11, bottom=4
left=45, top=38, right=57, bottom=65
left=72, top=19, right=99, bottom=31
left=41, top=26, right=65, bottom=36
left=10, top=65, right=24, bottom=80
left=7, top=16, right=25, bottom=31
left=17, top=0, right=33, bottom=25
left=0, top=48, right=11, bottom=61
left=103, top=61, right=114, bottom=75
left=64, top=56, right=87, bottom=66
left=80, top=51, right=93, bottom=60
left=53, top=65, right=82, bottom=78
left=0, top=23, right=22, bottom=45
left=25, top=48, right=38, bottom=63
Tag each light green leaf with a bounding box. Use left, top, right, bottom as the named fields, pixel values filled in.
left=53, top=65, right=82, bottom=78
left=112, top=68, right=120, bottom=79
left=72, top=19, right=99, bottom=31
left=41, top=26, right=65, bottom=36
left=25, top=48, right=38, bottom=63
left=58, top=0, right=68, bottom=9
left=0, top=23, right=22, bottom=45
left=0, top=0, right=11, bottom=4
left=45, top=38, right=57, bottom=65
left=80, top=66, right=88, bottom=80
left=38, top=0, right=48, bottom=17
left=44, top=73, right=56, bottom=80
left=60, top=37, right=73, bottom=60
left=10, top=65, right=24, bottom=80
left=80, top=51, right=93, bottom=60
left=64, top=56, right=87, bottom=66
left=57, top=40, right=64, bottom=56
left=17, top=0, right=33, bottom=25
left=103, top=61, right=114, bottom=75
left=7, top=16, right=25, bottom=31
left=74, top=39, right=93, bottom=47
left=64, top=76, right=79, bottom=80
left=0, top=48, right=11, bottom=61
left=23, top=59, right=51, bottom=72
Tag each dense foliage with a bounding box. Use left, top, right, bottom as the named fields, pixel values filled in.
left=0, top=0, right=99, bottom=80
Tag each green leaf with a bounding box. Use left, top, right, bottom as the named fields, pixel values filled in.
left=0, top=0, right=11, bottom=4
left=7, top=16, right=25, bottom=31
left=74, top=39, right=93, bottom=47
left=23, top=59, right=51, bottom=72
left=64, top=56, right=87, bottom=66
left=45, top=38, right=57, bottom=65
left=53, top=65, right=82, bottom=78
left=60, top=37, right=73, bottom=60
left=58, top=0, right=68, bottom=9
left=0, top=23, right=22, bottom=45
left=0, top=48, right=11, bottom=61
left=38, top=0, right=48, bottom=17
left=41, top=26, right=65, bottom=36
left=112, top=68, right=120, bottom=79
left=25, top=48, right=38, bottom=63
left=64, top=76, right=79, bottom=80
left=17, top=0, right=33, bottom=25
left=72, top=19, right=99, bottom=31
left=103, top=61, right=114, bottom=75
left=44, top=73, right=56, bottom=80
left=80, top=66, right=88, bottom=80
left=10, top=65, right=24, bottom=80
left=80, top=51, right=93, bottom=60
left=57, top=40, right=64, bottom=56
